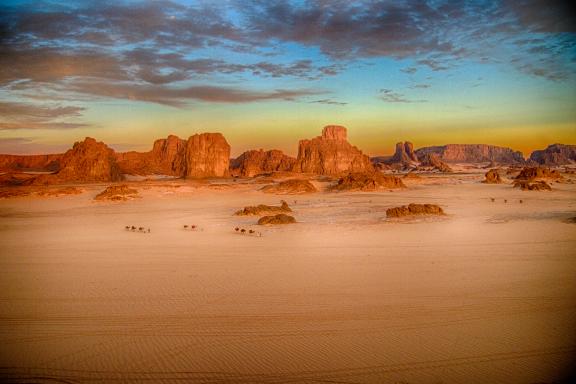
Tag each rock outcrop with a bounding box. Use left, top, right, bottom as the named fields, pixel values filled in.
left=230, top=149, right=296, bottom=177
left=418, top=153, right=453, bottom=173
left=260, top=179, right=317, bottom=194
left=257, top=213, right=296, bottom=225
left=513, top=180, right=552, bottom=191
left=293, top=125, right=374, bottom=175
left=234, top=201, right=292, bottom=216
left=529, top=144, right=576, bottom=166
left=31, top=138, right=123, bottom=185
left=483, top=169, right=503, bottom=184
left=386, top=203, right=445, bottom=218
left=514, top=167, right=563, bottom=182
left=116, top=135, right=186, bottom=176
left=330, top=172, right=405, bottom=192
left=185, top=133, right=230, bottom=178
left=94, top=184, right=139, bottom=201
left=388, top=141, right=418, bottom=167
left=415, top=144, right=525, bottom=164
left=0, top=153, right=62, bottom=172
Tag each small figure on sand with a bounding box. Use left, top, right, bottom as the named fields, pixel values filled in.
left=490, top=198, right=495, bottom=202
left=519, top=199, right=523, bottom=204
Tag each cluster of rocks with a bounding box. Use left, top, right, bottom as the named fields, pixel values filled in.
left=510, top=166, right=563, bottom=191
left=257, top=214, right=296, bottom=225
left=483, top=169, right=503, bottom=184
left=330, top=172, right=405, bottom=192
left=386, top=203, right=445, bottom=218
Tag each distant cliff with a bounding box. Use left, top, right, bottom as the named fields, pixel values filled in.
left=415, top=144, right=525, bottom=164
left=529, top=144, right=576, bottom=166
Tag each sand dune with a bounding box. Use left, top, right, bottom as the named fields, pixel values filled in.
left=0, top=174, right=575, bottom=383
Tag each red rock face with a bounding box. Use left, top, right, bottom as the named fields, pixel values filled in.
left=185, top=133, right=230, bottom=178
left=116, top=135, right=187, bottom=176
left=418, top=153, right=453, bottom=173
left=31, top=138, right=123, bottom=184
left=416, top=144, right=525, bottom=164
left=293, top=125, right=373, bottom=175
left=230, top=149, right=296, bottom=177
left=389, top=141, right=418, bottom=165
left=321, top=125, right=348, bottom=141
left=0, top=153, right=62, bottom=172
left=529, top=144, right=576, bottom=166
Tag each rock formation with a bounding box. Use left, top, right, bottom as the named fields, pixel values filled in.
left=260, top=179, right=317, bottom=194
left=31, top=138, right=123, bottom=185
left=418, top=153, right=453, bottom=173
left=230, top=149, right=296, bottom=177
left=386, top=203, right=445, bottom=218
left=529, top=144, right=576, bottom=166
left=94, top=184, right=139, bottom=201
left=513, top=180, right=552, bottom=191
left=415, top=144, right=525, bottom=164
left=116, top=135, right=186, bottom=176
left=234, top=200, right=292, bottom=216
left=483, top=169, right=503, bottom=184
left=0, top=153, right=62, bottom=172
left=514, top=167, right=563, bottom=182
left=293, top=125, right=374, bottom=175
left=330, top=172, right=405, bottom=192
left=388, top=141, right=419, bottom=168
left=185, top=133, right=230, bottom=178
left=257, top=213, right=296, bottom=225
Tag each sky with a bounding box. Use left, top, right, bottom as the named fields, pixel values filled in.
left=0, top=0, right=575, bottom=157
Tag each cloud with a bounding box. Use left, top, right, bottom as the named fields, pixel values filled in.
left=64, top=81, right=325, bottom=106
left=410, top=83, right=431, bottom=89
left=0, top=101, right=88, bottom=130
left=309, top=99, right=347, bottom=106
left=378, top=89, right=426, bottom=103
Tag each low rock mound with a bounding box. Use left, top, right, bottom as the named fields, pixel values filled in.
left=261, top=179, right=317, bottom=194
left=330, top=172, right=405, bottom=192
left=386, top=203, right=445, bottom=218
left=94, top=185, right=139, bottom=201
left=515, top=167, right=563, bottom=181
left=483, top=169, right=503, bottom=184
left=234, top=200, right=292, bottom=216
left=418, top=153, right=452, bottom=173
left=513, top=180, right=552, bottom=191
left=36, top=187, right=84, bottom=197
left=257, top=213, right=296, bottom=225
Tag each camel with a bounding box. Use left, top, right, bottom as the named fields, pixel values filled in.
left=519, top=200, right=523, bottom=204
left=504, top=199, right=508, bottom=203
left=249, top=229, right=254, bottom=234
left=183, top=225, right=188, bottom=230
left=138, top=227, right=144, bottom=232
left=125, top=226, right=130, bottom=230
left=490, top=198, right=495, bottom=202
left=240, top=228, right=246, bottom=234
left=147, top=228, right=150, bottom=233
left=191, top=225, right=197, bottom=230
left=131, top=226, right=136, bottom=231
left=235, top=227, right=240, bottom=232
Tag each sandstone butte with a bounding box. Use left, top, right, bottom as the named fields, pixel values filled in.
left=388, top=141, right=419, bottom=167
left=483, top=169, right=503, bottom=184
left=292, top=125, right=374, bottom=175
left=94, top=185, right=139, bottom=201
left=230, top=149, right=296, bottom=177
left=415, top=144, right=525, bottom=164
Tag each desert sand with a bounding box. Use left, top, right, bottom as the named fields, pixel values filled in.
left=0, top=173, right=575, bottom=383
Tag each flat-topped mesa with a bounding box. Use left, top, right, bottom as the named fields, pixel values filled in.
left=185, top=133, right=231, bottom=178
left=0, top=153, right=62, bottom=173
left=230, top=149, right=296, bottom=177
left=32, top=137, right=123, bottom=184
left=293, top=125, right=374, bottom=175
left=321, top=125, right=347, bottom=141
left=529, top=144, right=576, bottom=166
left=415, top=144, right=525, bottom=164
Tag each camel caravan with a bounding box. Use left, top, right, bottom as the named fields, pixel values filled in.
left=234, top=227, right=263, bottom=237
left=125, top=225, right=150, bottom=233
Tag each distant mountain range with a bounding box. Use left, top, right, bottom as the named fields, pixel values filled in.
left=0, top=125, right=574, bottom=185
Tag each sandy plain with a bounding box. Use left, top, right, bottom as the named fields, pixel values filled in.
left=0, top=172, right=575, bottom=383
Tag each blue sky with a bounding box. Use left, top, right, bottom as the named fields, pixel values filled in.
left=0, top=0, right=575, bottom=156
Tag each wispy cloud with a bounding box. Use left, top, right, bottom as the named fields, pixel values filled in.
left=378, top=89, right=427, bottom=103
left=0, top=101, right=88, bottom=130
